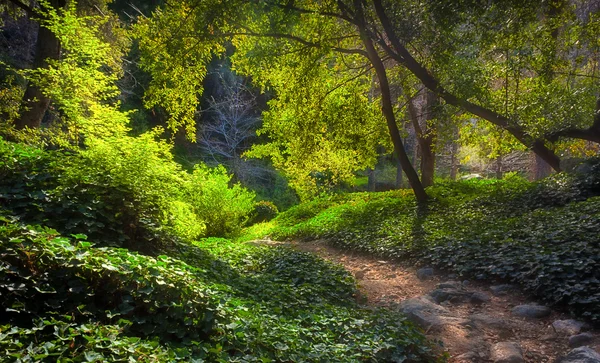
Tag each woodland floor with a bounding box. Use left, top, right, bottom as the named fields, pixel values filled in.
left=251, top=239, right=600, bottom=363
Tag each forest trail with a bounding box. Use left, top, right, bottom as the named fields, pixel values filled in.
left=254, top=239, right=600, bottom=363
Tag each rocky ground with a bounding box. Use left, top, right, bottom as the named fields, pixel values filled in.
left=263, top=239, right=600, bottom=363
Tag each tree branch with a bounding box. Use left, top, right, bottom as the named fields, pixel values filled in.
left=266, top=0, right=357, bottom=25
left=219, top=29, right=368, bottom=56
left=6, top=0, right=34, bottom=16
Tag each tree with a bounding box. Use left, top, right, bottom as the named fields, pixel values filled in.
left=198, top=65, right=267, bottom=184
left=132, top=0, right=600, bottom=200
left=2, top=1, right=130, bottom=143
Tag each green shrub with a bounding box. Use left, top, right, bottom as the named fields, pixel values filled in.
left=248, top=200, right=279, bottom=225
left=0, top=136, right=255, bottom=249
left=186, top=164, right=256, bottom=236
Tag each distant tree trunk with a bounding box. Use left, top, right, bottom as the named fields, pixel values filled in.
left=355, top=0, right=427, bottom=201
left=495, top=155, right=503, bottom=179
left=534, top=153, right=552, bottom=180
left=15, top=0, right=66, bottom=130
left=395, top=157, right=403, bottom=188
left=367, top=168, right=376, bottom=191
left=450, top=140, right=459, bottom=180
left=407, top=89, right=436, bottom=188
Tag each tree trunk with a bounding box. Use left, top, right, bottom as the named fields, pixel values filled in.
left=15, top=0, right=66, bottom=130
left=355, top=0, right=427, bottom=201
left=450, top=134, right=459, bottom=180
left=395, top=157, right=403, bottom=188
left=534, top=153, right=552, bottom=180
left=495, top=155, right=503, bottom=179
left=367, top=168, right=376, bottom=191
left=406, top=89, right=436, bottom=187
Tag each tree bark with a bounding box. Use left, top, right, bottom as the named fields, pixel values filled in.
left=495, top=155, right=503, bottom=179
left=355, top=0, right=427, bottom=202
left=15, top=0, right=66, bottom=130
left=450, top=141, right=458, bottom=180
left=367, top=168, right=376, bottom=191
left=406, top=89, right=437, bottom=187
left=395, top=157, right=403, bottom=188
left=371, top=0, right=562, bottom=172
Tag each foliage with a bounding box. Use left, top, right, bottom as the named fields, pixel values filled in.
left=132, top=1, right=242, bottom=139
left=11, top=1, right=130, bottom=143
left=0, top=216, right=440, bottom=362
left=257, top=165, right=600, bottom=324
left=0, top=137, right=255, bottom=246
left=247, top=200, right=279, bottom=225
left=187, top=164, right=256, bottom=237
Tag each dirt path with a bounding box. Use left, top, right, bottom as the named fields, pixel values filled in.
left=260, top=239, right=600, bottom=363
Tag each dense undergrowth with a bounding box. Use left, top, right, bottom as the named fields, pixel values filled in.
left=247, top=162, right=600, bottom=324
left=0, top=138, right=440, bottom=362
left=0, top=217, right=438, bottom=362
left=0, top=137, right=254, bottom=252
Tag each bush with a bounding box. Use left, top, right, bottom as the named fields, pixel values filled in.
left=186, top=164, right=256, bottom=236
left=248, top=200, right=279, bottom=225
left=0, top=135, right=255, bottom=250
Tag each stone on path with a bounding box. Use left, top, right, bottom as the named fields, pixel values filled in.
left=512, top=304, right=551, bottom=319
left=470, top=291, right=491, bottom=304
left=490, top=342, right=524, bottom=363
left=568, top=333, right=594, bottom=348
left=416, top=267, right=434, bottom=280
left=557, top=347, right=600, bottom=363
left=429, top=288, right=472, bottom=304
left=490, top=284, right=515, bottom=296
left=438, top=281, right=460, bottom=289
left=553, top=319, right=588, bottom=335
left=399, top=296, right=466, bottom=330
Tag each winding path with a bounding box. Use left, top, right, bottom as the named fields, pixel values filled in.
left=255, top=239, right=600, bottom=363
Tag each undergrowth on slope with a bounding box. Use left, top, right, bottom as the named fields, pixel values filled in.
left=0, top=137, right=254, bottom=252
left=0, top=215, right=440, bottom=362
left=248, top=162, right=600, bottom=324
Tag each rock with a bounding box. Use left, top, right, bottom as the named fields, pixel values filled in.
left=568, top=333, right=594, bottom=348
left=462, top=280, right=470, bottom=287
left=430, top=288, right=472, bottom=304
left=400, top=296, right=450, bottom=318
left=470, top=291, right=491, bottom=304
left=553, top=320, right=588, bottom=335
left=399, top=296, right=466, bottom=330
left=490, top=284, right=515, bottom=296
left=447, top=273, right=458, bottom=280
left=490, top=342, right=524, bottom=363
left=468, top=314, right=510, bottom=331
left=512, top=304, right=551, bottom=319
left=417, top=267, right=434, bottom=280
left=438, top=281, right=460, bottom=289
left=557, top=347, right=600, bottom=363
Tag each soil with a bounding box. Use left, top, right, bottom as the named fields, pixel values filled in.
left=254, top=239, right=600, bottom=363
